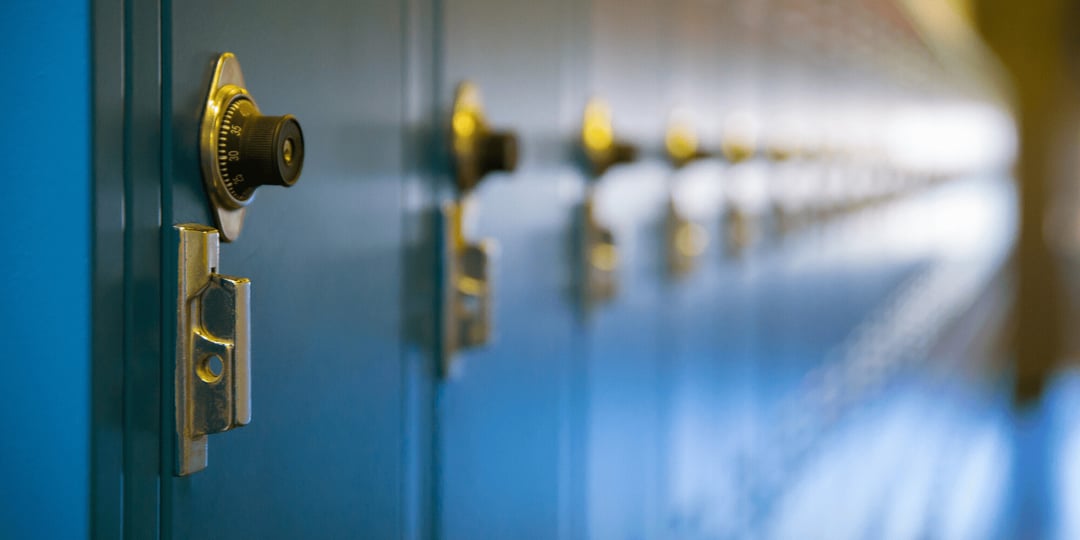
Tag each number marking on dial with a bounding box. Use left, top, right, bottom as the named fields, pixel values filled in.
left=217, top=99, right=252, bottom=201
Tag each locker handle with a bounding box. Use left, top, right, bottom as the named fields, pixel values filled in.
left=174, top=224, right=252, bottom=476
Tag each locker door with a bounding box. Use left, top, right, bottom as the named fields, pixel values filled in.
left=435, top=1, right=590, bottom=538
left=161, top=2, right=409, bottom=538
left=583, top=1, right=673, bottom=537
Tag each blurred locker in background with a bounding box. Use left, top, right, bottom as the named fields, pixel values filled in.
left=7, top=0, right=1080, bottom=538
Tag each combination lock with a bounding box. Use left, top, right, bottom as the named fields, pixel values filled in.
left=450, top=82, right=519, bottom=193
left=216, top=98, right=303, bottom=202
left=581, top=98, right=638, bottom=178
left=200, top=53, right=305, bottom=241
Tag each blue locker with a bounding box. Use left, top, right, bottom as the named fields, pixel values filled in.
left=434, top=0, right=590, bottom=538
left=4, top=0, right=1048, bottom=538
left=157, top=1, right=412, bottom=538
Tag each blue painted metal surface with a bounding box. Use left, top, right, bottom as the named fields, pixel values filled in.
left=663, top=162, right=754, bottom=539
left=0, top=1, right=91, bottom=538
left=88, top=0, right=125, bottom=534
left=582, top=162, right=671, bottom=539
left=59, top=0, right=1080, bottom=537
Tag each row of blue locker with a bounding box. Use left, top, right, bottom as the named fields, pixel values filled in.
left=5, top=0, right=1033, bottom=538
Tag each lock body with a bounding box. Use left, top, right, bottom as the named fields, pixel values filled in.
left=581, top=98, right=638, bottom=177
left=452, top=82, right=518, bottom=191
left=200, top=53, right=304, bottom=242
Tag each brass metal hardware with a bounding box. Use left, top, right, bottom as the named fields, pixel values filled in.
left=581, top=98, right=638, bottom=177
left=764, top=145, right=796, bottom=163
left=721, top=139, right=757, bottom=164
left=174, top=224, right=251, bottom=476
left=666, top=198, right=709, bottom=278
left=720, top=113, right=758, bottom=254
left=199, top=53, right=305, bottom=242
left=665, top=117, right=713, bottom=169
left=441, top=82, right=514, bottom=374
left=578, top=191, right=618, bottom=308
left=724, top=206, right=753, bottom=256
left=576, top=98, right=636, bottom=310
left=720, top=112, right=758, bottom=165
left=440, top=198, right=494, bottom=375
left=451, top=82, right=518, bottom=192
left=664, top=116, right=711, bottom=277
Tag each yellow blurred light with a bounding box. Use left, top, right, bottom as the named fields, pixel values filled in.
left=582, top=99, right=614, bottom=152
left=722, top=138, right=755, bottom=163
left=585, top=125, right=613, bottom=152
left=456, top=275, right=485, bottom=297
left=590, top=243, right=619, bottom=272
left=452, top=111, right=477, bottom=138
left=903, top=0, right=973, bottom=43
left=675, top=222, right=708, bottom=257
left=666, top=124, right=699, bottom=162
left=721, top=110, right=758, bottom=164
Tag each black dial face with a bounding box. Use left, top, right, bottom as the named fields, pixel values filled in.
left=215, top=95, right=304, bottom=205
left=218, top=97, right=259, bottom=202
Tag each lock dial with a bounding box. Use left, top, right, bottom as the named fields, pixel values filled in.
left=200, top=53, right=305, bottom=241
left=217, top=97, right=304, bottom=203
left=581, top=98, right=638, bottom=178
left=451, top=82, right=519, bottom=193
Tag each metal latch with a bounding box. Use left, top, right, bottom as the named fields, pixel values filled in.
left=578, top=191, right=618, bottom=306
left=578, top=98, right=636, bottom=312
left=441, top=82, right=517, bottom=375
left=665, top=197, right=709, bottom=278
left=174, top=224, right=251, bottom=476
left=441, top=198, right=494, bottom=375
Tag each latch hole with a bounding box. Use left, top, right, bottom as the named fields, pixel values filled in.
left=197, top=354, right=225, bottom=384
left=461, top=292, right=481, bottom=316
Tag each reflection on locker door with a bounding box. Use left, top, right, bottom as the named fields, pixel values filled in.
left=160, top=2, right=409, bottom=537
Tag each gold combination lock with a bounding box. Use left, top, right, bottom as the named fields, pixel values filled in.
left=200, top=52, right=305, bottom=242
